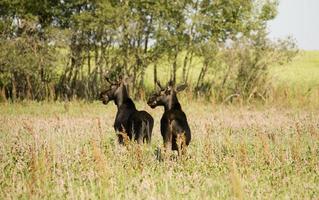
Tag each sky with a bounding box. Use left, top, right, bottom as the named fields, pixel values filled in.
left=268, top=0, right=319, bottom=50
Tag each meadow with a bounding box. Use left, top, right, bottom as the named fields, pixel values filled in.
left=270, top=51, right=319, bottom=89
left=1, top=51, right=319, bottom=199
left=0, top=101, right=318, bottom=199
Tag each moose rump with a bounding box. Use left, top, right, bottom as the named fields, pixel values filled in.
left=126, top=110, right=153, bottom=144
left=160, top=109, right=191, bottom=151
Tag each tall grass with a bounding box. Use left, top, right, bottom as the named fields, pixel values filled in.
left=0, top=102, right=318, bottom=199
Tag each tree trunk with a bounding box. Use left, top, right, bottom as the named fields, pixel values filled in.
left=154, top=63, right=158, bottom=90
left=172, top=50, right=178, bottom=84
left=182, top=50, right=190, bottom=82
left=221, top=64, right=232, bottom=89
left=48, top=83, right=55, bottom=101
left=185, top=52, right=194, bottom=83
left=99, top=43, right=106, bottom=85
left=87, top=47, right=91, bottom=76
left=196, top=61, right=209, bottom=90
left=11, top=73, right=17, bottom=102
left=26, top=75, right=32, bottom=100
left=0, top=86, right=7, bottom=102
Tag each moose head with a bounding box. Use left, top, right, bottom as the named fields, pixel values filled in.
left=99, top=71, right=131, bottom=105
left=147, top=80, right=187, bottom=110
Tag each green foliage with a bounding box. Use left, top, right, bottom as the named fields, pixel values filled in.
left=217, top=32, right=298, bottom=102
left=0, top=0, right=298, bottom=102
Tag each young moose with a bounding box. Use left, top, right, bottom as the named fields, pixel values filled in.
left=147, top=81, right=191, bottom=153
left=99, top=74, right=154, bottom=144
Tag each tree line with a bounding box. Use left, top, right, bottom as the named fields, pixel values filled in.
left=0, top=0, right=297, bottom=102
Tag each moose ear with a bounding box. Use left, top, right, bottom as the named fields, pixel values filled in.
left=176, top=84, right=187, bottom=92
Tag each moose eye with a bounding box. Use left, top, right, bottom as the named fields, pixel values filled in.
left=165, top=89, right=171, bottom=95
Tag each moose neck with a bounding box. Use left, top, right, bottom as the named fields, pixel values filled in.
left=114, top=85, right=130, bottom=108
left=164, top=94, right=181, bottom=111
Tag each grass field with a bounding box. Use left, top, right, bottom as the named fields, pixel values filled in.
left=0, top=102, right=318, bottom=199
left=270, top=51, right=319, bottom=89
left=143, top=51, right=319, bottom=90
left=0, top=51, right=318, bottom=199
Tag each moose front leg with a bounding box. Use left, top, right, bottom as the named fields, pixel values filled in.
left=163, top=131, right=172, bottom=151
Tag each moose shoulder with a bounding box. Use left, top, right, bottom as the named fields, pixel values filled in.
left=100, top=75, right=154, bottom=144
left=147, top=81, right=191, bottom=153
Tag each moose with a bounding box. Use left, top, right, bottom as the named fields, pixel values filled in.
left=147, top=80, right=191, bottom=154
left=99, top=73, right=154, bottom=144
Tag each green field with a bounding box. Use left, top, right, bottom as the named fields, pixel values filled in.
left=0, top=51, right=318, bottom=199
left=0, top=102, right=318, bottom=199
left=270, top=51, right=319, bottom=89
left=142, top=50, right=319, bottom=93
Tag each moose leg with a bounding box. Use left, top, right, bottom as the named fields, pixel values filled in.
left=135, top=129, right=143, bottom=144
left=176, top=133, right=187, bottom=156
left=148, top=120, right=154, bottom=143
left=144, top=128, right=152, bottom=144
left=114, top=124, right=126, bottom=144
left=142, top=121, right=151, bottom=144
left=133, top=120, right=144, bottom=144
left=172, top=134, right=179, bottom=151
left=143, top=136, right=149, bottom=144
left=163, top=132, right=172, bottom=151
left=117, top=134, right=124, bottom=144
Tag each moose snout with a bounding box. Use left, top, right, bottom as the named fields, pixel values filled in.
left=147, top=98, right=157, bottom=108
left=99, top=93, right=109, bottom=105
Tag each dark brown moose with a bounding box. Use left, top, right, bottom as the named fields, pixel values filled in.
left=147, top=81, right=191, bottom=154
left=100, top=74, right=153, bottom=144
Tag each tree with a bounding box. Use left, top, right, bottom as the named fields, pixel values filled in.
left=0, top=0, right=297, bottom=102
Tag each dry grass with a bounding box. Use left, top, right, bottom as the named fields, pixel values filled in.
left=0, top=101, right=318, bottom=199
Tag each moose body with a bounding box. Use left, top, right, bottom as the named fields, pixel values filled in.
left=160, top=107, right=191, bottom=151
left=100, top=77, right=153, bottom=144
left=147, top=81, right=191, bottom=152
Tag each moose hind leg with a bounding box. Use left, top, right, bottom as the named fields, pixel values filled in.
left=174, top=133, right=187, bottom=156
left=133, top=121, right=144, bottom=144
left=117, top=133, right=124, bottom=144
left=143, top=121, right=152, bottom=144
left=171, top=134, right=179, bottom=151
